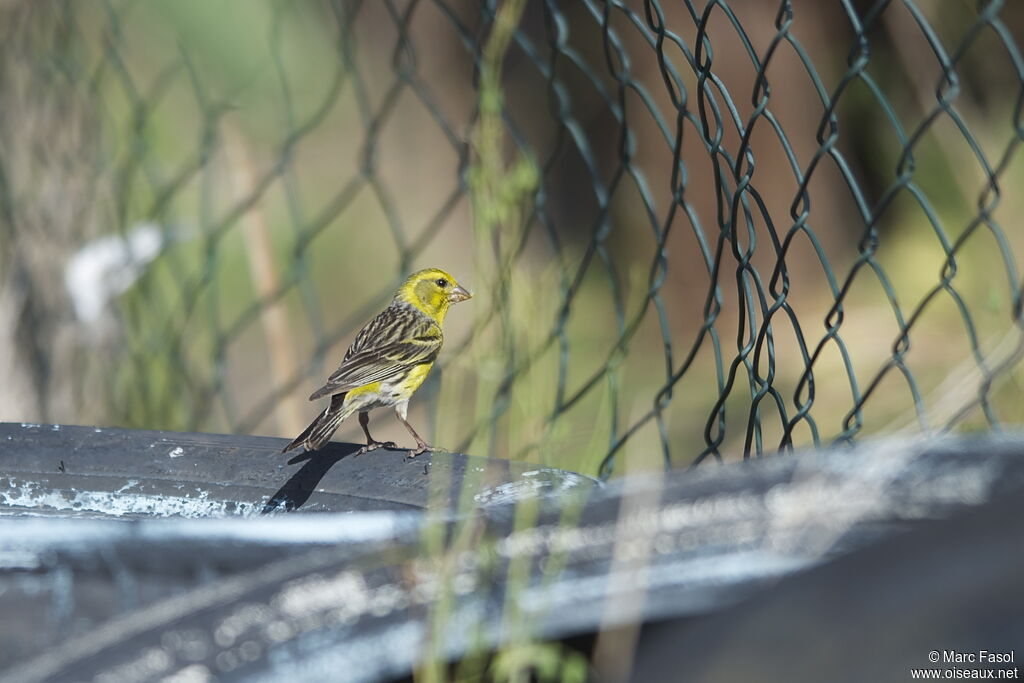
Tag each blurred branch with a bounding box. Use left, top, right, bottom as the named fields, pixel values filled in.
left=225, top=125, right=305, bottom=436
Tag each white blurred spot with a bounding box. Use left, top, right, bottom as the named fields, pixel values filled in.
left=64, top=223, right=165, bottom=323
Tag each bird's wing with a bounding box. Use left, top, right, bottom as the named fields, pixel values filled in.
left=309, top=306, right=442, bottom=400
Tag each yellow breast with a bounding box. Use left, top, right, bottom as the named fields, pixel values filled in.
left=397, top=362, right=434, bottom=397
left=345, top=381, right=383, bottom=401
left=342, top=363, right=435, bottom=410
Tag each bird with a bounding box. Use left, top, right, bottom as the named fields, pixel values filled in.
left=282, top=267, right=471, bottom=458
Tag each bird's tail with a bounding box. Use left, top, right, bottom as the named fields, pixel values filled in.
left=281, top=392, right=350, bottom=454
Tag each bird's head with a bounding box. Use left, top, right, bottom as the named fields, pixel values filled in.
left=396, top=268, right=472, bottom=322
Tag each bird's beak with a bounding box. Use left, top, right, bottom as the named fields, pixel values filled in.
left=448, top=285, right=472, bottom=303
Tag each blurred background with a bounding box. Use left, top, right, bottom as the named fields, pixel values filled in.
left=1, top=0, right=1022, bottom=478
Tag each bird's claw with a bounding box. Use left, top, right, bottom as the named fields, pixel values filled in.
left=405, top=444, right=447, bottom=460
left=355, top=440, right=397, bottom=456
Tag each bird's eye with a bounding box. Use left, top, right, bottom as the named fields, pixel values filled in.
left=436, top=278, right=448, bottom=288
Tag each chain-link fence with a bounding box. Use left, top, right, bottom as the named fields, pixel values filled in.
left=2, top=0, right=1023, bottom=478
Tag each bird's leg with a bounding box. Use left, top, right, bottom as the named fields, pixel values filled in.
left=395, top=408, right=440, bottom=458
left=354, top=411, right=396, bottom=456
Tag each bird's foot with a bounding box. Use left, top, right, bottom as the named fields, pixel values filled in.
left=355, top=440, right=397, bottom=456
left=405, top=443, right=446, bottom=460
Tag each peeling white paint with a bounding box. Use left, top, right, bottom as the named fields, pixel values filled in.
left=0, top=478, right=258, bottom=519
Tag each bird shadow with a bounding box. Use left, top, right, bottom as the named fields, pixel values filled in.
left=261, top=442, right=364, bottom=514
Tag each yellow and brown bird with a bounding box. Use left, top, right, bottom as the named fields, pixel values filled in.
left=283, top=268, right=471, bottom=457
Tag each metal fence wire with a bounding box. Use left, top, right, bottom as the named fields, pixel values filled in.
left=2, top=0, right=1023, bottom=477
